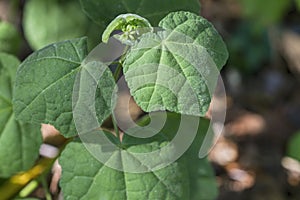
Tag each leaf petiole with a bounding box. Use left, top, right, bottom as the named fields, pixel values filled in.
left=113, top=61, right=123, bottom=81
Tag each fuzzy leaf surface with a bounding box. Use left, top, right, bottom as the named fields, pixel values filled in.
left=13, top=38, right=115, bottom=137
left=60, top=139, right=189, bottom=200
left=123, top=11, right=228, bottom=116
left=127, top=112, right=218, bottom=199
left=60, top=112, right=217, bottom=199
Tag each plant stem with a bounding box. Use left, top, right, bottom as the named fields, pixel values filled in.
left=113, top=62, right=123, bottom=81
left=111, top=46, right=129, bottom=139
left=40, top=175, right=52, bottom=200
left=112, top=60, right=122, bottom=139
left=112, top=116, right=120, bottom=140
left=18, top=180, right=39, bottom=198
left=0, top=158, right=53, bottom=200
left=0, top=140, right=70, bottom=200
left=113, top=45, right=129, bottom=81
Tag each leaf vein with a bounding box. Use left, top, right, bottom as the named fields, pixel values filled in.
left=18, top=67, right=81, bottom=117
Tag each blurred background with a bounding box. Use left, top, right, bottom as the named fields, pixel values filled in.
left=201, top=0, right=300, bottom=199
left=0, top=0, right=300, bottom=199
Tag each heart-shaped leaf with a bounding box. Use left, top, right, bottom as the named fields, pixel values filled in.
left=125, top=112, right=218, bottom=199
left=60, top=139, right=190, bottom=199
left=13, top=38, right=115, bottom=137
left=60, top=112, right=217, bottom=199
left=123, top=11, right=228, bottom=116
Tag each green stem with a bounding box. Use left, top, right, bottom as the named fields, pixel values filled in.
left=112, top=116, right=120, bottom=140
left=113, top=62, right=123, bottom=81
left=113, top=45, right=129, bottom=81
left=0, top=140, right=70, bottom=200
left=18, top=180, right=39, bottom=198
left=111, top=46, right=129, bottom=139
left=40, top=175, right=52, bottom=200
left=112, top=60, right=122, bottom=139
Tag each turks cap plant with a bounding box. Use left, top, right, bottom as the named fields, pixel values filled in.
left=1, top=0, right=228, bottom=199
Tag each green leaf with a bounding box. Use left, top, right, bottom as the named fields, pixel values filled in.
left=60, top=112, right=217, bottom=199
left=123, top=11, right=228, bottom=116
left=60, top=139, right=190, bottom=199
left=126, top=112, right=218, bottom=199
left=23, top=0, right=100, bottom=50
left=80, top=0, right=200, bottom=27
left=0, top=21, right=21, bottom=54
left=226, top=21, right=270, bottom=74
left=0, top=116, right=42, bottom=178
left=189, top=159, right=218, bottom=200
left=158, top=11, right=228, bottom=69
left=240, top=0, right=291, bottom=27
left=183, top=118, right=218, bottom=200
left=0, top=53, right=42, bottom=177
left=13, top=38, right=116, bottom=137
left=297, top=0, right=300, bottom=11
left=122, top=112, right=209, bottom=146
left=287, top=131, right=300, bottom=161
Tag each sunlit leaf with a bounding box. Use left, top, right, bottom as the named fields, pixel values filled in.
left=123, top=11, right=228, bottom=116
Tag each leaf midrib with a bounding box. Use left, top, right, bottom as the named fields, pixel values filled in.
left=123, top=150, right=181, bottom=199
left=23, top=56, right=82, bottom=66
left=77, top=148, right=181, bottom=199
